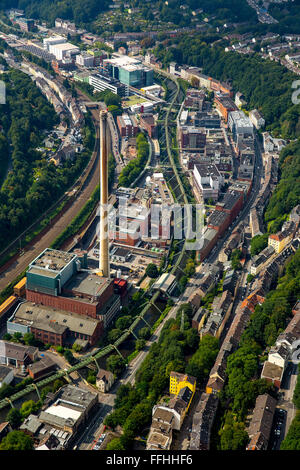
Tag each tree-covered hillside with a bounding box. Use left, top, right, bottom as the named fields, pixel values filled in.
left=0, top=0, right=257, bottom=28
left=269, top=0, right=300, bottom=35
left=0, top=67, right=94, bottom=250
left=154, top=35, right=300, bottom=138
left=265, top=140, right=300, bottom=233
left=0, top=0, right=109, bottom=26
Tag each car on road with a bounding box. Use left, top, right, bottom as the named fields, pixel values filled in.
left=272, top=440, right=277, bottom=450
left=92, top=433, right=106, bottom=450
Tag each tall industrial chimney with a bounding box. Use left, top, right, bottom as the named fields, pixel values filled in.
left=98, top=109, right=110, bottom=278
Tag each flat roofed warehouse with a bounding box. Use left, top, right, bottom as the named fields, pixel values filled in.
left=152, top=273, right=177, bottom=294
left=216, top=190, right=243, bottom=211
left=208, top=210, right=229, bottom=227
left=38, top=385, right=97, bottom=434
left=8, top=302, right=102, bottom=346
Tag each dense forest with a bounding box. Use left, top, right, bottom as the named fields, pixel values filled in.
left=0, top=0, right=109, bottom=26
left=265, top=140, right=300, bottom=232
left=0, top=68, right=94, bottom=250
left=269, top=0, right=300, bottom=35
left=0, top=0, right=257, bottom=29
left=132, top=0, right=257, bottom=28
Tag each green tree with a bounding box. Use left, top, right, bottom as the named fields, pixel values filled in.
left=20, top=400, right=41, bottom=419
left=185, top=336, right=219, bottom=382
left=87, top=372, right=96, bottom=385
left=138, top=327, right=151, bottom=340
left=52, top=379, right=64, bottom=393
left=106, top=437, right=125, bottom=450
left=219, top=412, right=249, bottom=450
left=280, top=413, right=300, bottom=450
left=7, top=408, right=22, bottom=429
left=106, top=354, right=126, bottom=376
left=115, top=316, right=132, bottom=331
left=23, top=332, right=36, bottom=346
left=179, top=275, right=188, bottom=292
left=72, top=343, right=82, bottom=352
left=230, top=249, right=243, bottom=270
left=3, top=333, right=12, bottom=341
left=135, top=339, right=146, bottom=351
left=0, top=383, right=15, bottom=400
left=107, top=104, right=122, bottom=117
left=0, top=431, right=33, bottom=450
left=145, top=263, right=159, bottom=279
left=293, top=365, right=300, bottom=409
left=108, top=328, right=122, bottom=343
left=250, top=234, right=268, bottom=256
left=64, top=349, right=75, bottom=365
left=11, top=332, right=23, bottom=343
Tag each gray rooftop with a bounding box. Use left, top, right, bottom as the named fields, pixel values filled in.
left=27, top=356, right=56, bottom=375
left=0, top=365, right=13, bottom=381
left=63, top=271, right=111, bottom=298
left=30, top=248, right=77, bottom=273
left=20, top=414, right=42, bottom=435
left=13, top=302, right=100, bottom=337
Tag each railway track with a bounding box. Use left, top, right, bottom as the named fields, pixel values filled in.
left=0, top=73, right=191, bottom=412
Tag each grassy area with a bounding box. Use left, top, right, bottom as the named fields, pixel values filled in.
left=127, top=350, right=140, bottom=363
left=150, top=305, right=173, bottom=334
left=122, top=95, right=147, bottom=107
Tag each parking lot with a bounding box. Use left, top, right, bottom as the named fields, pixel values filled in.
left=91, top=433, right=107, bottom=450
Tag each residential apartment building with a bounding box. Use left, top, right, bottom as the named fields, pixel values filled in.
left=249, top=109, right=265, bottom=129
left=214, top=95, right=237, bottom=122
left=268, top=222, right=295, bottom=253
left=96, top=369, right=115, bottom=393
left=169, top=371, right=196, bottom=397
left=246, top=394, right=277, bottom=450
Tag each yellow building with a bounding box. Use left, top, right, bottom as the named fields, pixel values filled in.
left=268, top=231, right=293, bottom=254
left=169, top=371, right=196, bottom=396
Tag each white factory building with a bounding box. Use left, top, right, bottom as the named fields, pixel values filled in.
left=48, top=42, right=80, bottom=61
left=43, top=36, right=66, bottom=51
left=193, top=163, right=224, bottom=201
